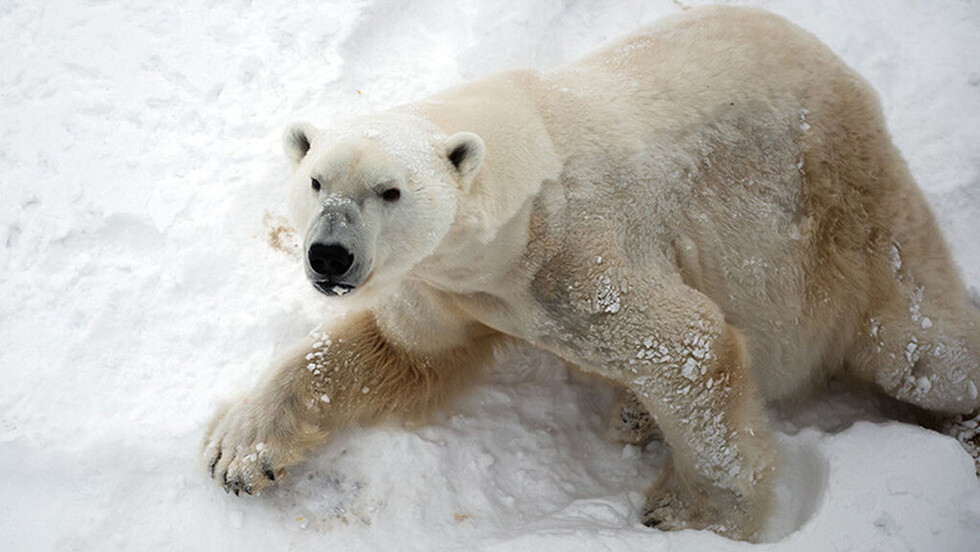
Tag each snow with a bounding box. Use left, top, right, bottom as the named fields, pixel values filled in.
left=1, top=0, right=979, bottom=550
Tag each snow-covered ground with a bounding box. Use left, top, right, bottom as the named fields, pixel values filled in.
left=2, top=0, right=979, bottom=550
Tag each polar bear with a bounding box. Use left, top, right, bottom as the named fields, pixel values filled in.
left=202, top=5, right=980, bottom=541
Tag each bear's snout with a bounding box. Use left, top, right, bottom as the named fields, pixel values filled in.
left=303, top=197, right=371, bottom=296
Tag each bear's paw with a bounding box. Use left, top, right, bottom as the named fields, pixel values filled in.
left=202, top=398, right=307, bottom=496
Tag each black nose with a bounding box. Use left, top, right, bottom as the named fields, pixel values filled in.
left=308, top=243, right=354, bottom=278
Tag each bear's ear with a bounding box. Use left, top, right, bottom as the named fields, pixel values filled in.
left=283, top=122, right=318, bottom=165
left=444, top=131, right=486, bottom=187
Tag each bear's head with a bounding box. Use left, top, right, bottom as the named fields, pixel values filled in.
left=283, top=113, right=485, bottom=301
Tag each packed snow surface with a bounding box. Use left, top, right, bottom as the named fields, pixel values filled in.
left=2, top=0, right=980, bottom=550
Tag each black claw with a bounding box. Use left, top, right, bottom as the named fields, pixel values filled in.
left=233, top=486, right=240, bottom=497
left=222, top=471, right=230, bottom=492
left=642, top=507, right=662, bottom=528
left=263, top=467, right=276, bottom=481
left=209, top=450, right=222, bottom=478
left=644, top=516, right=663, bottom=528
left=244, top=484, right=253, bottom=495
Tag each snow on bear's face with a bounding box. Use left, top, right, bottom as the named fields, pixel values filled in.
left=283, top=113, right=485, bottom=301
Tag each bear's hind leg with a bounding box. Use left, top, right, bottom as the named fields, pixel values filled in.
left=846, top=254, right=980, bottom=416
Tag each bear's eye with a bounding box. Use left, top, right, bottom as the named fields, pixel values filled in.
left=311, top=178, right=321, bottom=192
left=380, top=188, right=401, bottom=203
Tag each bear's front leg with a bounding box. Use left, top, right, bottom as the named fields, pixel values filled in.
left=202, top=339, right=327, bottom=496
left=202, top=311, right=492, bottom=495
left=636, top=322, right=776, bottom=541
left=533, top=271, right=777, bottom=541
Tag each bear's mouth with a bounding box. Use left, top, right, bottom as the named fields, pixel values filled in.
left=311, top=281, right=355, bottom=297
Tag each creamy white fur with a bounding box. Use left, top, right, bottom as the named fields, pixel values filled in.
left=204, top=6, right=980, bottom=541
